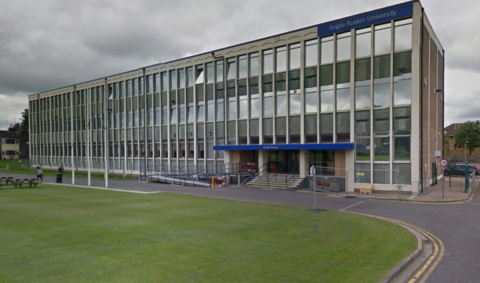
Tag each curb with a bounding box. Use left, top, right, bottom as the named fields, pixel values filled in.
left=349, top=212, right=429, bottom=283
left=379, top=225, right=425, bottom=283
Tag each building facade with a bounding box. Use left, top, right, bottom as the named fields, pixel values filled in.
left=28, top=1, right=444, bottom=193
left=0, top=130, right=28, bottom=160
left=444, top=123, right=480, bottom=162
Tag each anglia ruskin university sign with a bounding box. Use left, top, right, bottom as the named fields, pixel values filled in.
left=317, top=2, right=413, bottom=37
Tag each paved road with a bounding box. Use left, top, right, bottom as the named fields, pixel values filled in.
left=7, top=173, right=480, bottom=282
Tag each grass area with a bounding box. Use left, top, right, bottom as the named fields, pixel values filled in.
left=0, top=185, right=416, bottom=283
left=0, top=160, right=136, bottom=180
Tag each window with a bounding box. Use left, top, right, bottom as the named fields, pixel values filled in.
left=374, top=23, right=391, bottom=55
left=263, top=118, right=273, bottom=144
left=238, top=55, right=247, bottom=79
left=305, top=39, right=318, bottom=67
left=321, top=36, right=334, bottom=64
left=250, top=77, right=259, bottom=118
left=161, top=72, right=168, bottom=91
left=355, top=58, right=371, bottom=109
left=356, top=27, right=371, bottom=58
left=228, top=98, right=236, bottom=120
left=373, top=55, right=391, bottom=108
left=394, top=18, right=412, bottom=51
left=216, top=60, right=224, bottom=82
left=356, top=138, right=370, bottom=161
left=263, top=74, right=273, bottom=117
left=195, top=65, right=204, bottom=84
left=206, top=62, right=214, bottom=84
left=336, top=112, right=350, bottom=142
left=276, top=46, right=287, bottom=72
left=320, top=65, right=333, bottom=112
left=355, top=163, right=371, bottom=183
left=449, top=144, right=454, bottom=150
left=305, top=115, right=317, bottom=143
left=336, top=62, right=350, bottom=111
left=263, top=49, right=273, bottom=74
left=394, top=107, right=411, bottom=161
left=336, top=32, right=351, bottom=61
left=249, top=53, right=259, bottom=77
left=373, top=164, right=390, bottom=184
left=393, top=51, right=412, bottom=105
left=186, top=67, right=194, bottom=87
left=320, top=114, right=333, bottom=142
left=154, top=74, right=160, bottom=92
left=178, top=69, right=185, bottom=88
left=289, top=43, right=301, bottom=69
left=289, top=116, right=301, bottom=143
left=226, top=58, right=236, bottom=80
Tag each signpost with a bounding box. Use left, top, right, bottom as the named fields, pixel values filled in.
left=310, top=165, right=316, bottom=211
left=440, top=159, right=448, bottom=199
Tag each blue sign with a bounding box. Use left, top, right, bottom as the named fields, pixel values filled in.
left=213, top=143, right=355, bottom=151
left=317, top=2, right=413, bottom=37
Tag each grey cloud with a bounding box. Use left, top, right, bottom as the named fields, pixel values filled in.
left=0, top=0, right=479, bottom=130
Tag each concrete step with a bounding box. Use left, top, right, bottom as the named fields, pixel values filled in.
left=247, top=173, right=305, bottom=189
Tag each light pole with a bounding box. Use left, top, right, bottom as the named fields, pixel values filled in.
left=105, top=109, right=112, bottom=188
left=465, top=141, right=468, bottom=163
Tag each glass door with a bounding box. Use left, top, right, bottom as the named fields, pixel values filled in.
left=286, top=151, right=299, bottom=173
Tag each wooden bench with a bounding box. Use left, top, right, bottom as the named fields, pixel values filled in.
left=358, top=184, right=373, bottom=195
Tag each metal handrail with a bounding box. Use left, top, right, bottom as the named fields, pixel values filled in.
left=267, top=163, right=285, bottom=186
left=285, top=164, right=299, bottom=188
left=244, top=163, right=268, bottom=186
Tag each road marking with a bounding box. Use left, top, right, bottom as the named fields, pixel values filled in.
left=347, top=212, right=444, bottom=283
left=48, top=182, right=160, bottom=194
left=339, top=201, right=365, bottom=211
left=377, top=217, right=444, bottom=283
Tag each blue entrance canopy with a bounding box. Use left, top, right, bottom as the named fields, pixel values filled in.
left=213, top=143, right=355, bottom=151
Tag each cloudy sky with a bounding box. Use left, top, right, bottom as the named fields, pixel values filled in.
left=0, top=0, right=478, bottom=130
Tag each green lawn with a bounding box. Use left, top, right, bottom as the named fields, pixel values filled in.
left=0, top=185, right=416, bottom=283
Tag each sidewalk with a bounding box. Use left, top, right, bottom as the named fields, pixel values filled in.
left=1, top=171, right=477, bottom=204
left=338, top=176, right=477, bottom=203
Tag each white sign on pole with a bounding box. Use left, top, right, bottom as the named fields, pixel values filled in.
left=440, top=159, right=448, bottom=167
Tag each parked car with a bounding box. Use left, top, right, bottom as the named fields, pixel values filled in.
left=456, top=162, right=480, bottom=174
left=445, top=163, right=480, bottom=176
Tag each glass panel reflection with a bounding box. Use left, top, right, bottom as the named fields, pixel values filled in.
left=276, top=46, right=287, bottom=72
left=336, top=88, right=350, bottom=111
left=289, top=93, right=301, bottom=115
left=374, top=26, right=391, bottom=55
left=336, top=33, right=351, bottom=61
left=395, top=24, right=412, bottom=51
left=356, top=28, right=371, bottom=58
left=320, top=90, right=333, bottom=112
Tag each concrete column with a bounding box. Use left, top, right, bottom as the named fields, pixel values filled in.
left=299, top=150, right=308, bottom=178
left=224, top=150, right=231, bottom=165
left=258, top=150, right=268, bottom=175
left=345, top=149, right=355, bottom=193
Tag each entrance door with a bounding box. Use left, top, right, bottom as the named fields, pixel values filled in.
left=268, top=150, right=299, bottom=173
left=286, top=151, right=299, bottom=173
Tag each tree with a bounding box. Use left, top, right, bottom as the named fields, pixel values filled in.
left=454, top=121, right=480, bottom=155
left=19, top=109, right=28, bottom=137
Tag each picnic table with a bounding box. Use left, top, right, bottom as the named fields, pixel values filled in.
left=13, top=179, right=38, bottom=188
left=0, top=177, right=14, bottom=185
